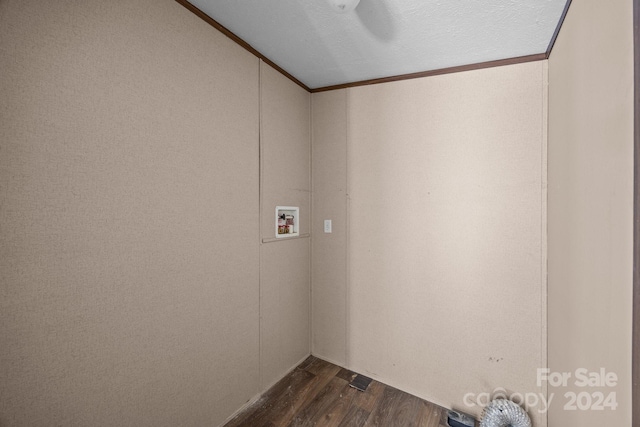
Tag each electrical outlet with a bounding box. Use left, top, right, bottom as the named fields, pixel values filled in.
left=324, top=220, right=332, bottom=233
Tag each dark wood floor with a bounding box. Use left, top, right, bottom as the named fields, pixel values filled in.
left=224, top=356, right=450, bottom=427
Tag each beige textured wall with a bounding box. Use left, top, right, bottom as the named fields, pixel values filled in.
left=312, top=62, right=549, bottom=425
left=547, top=0, right=634, bottom=425
left=311, top=89, right=349, bottom=366
left=259, top=63, right=311, bottom=388
left=0, top=1, right=264, bottom=425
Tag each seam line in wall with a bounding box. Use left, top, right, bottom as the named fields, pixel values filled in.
left=309, top=89, right=313, bottom=356
left=345, top=88, right=351, bottom=368
left=541, top=61, right=550, bottom=425
left=258, top=59, right=264, bottom=390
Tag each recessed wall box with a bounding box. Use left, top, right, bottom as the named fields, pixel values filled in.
left=275, top=206, right=299, bottom=238
left=447, top=410, right=476, bottom=427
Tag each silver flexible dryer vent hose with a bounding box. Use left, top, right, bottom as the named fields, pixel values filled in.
left=479, top=399, right=532, bottom=427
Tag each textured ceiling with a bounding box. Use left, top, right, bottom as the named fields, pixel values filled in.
left=188, top=0, right=568, bottom=90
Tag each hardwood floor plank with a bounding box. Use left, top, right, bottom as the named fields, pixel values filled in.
left=287, top=377, right=348, bottom=427
left=297, top=356, right=317, bottom=371
left=335, top=367, right=357, bottom=383
left=416, top=401, right=448, bottom=427
left=350, top=380, right=385, bottom=413
left=363, top=385, right=403, bottom=426
left=312, top=382, right=359, bottom=427
left=272, top=361, right=342, bottom=426
left=224, top=357, right=456, bottom=427
left=225, top=368, right=315, bottom=427
left=336, top=406, right=370, bottom=427
left=390, top=392, right=422, bottom=427
left=305, top=357, right=335, bottom=376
